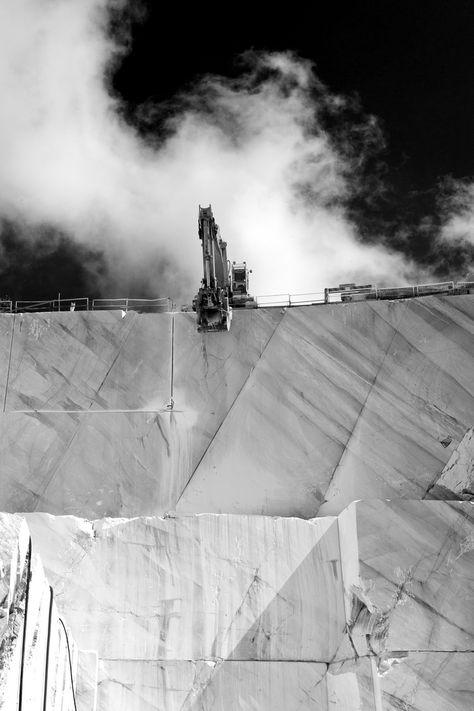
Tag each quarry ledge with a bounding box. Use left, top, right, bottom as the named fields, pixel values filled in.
left=19, top=498, right=474, bottom=526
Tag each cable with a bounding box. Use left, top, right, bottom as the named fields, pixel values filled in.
left=42, top=586, right=54, bottom=711
left=58, top=617, right=78, bottom=711
left=18, top=537, right=32, bottom=711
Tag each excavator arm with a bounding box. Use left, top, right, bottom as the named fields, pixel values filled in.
left=193, top=205, right=232, bottom=332
left=193, top=205, right=256, bottom=332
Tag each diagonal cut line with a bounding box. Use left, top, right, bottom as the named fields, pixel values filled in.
left=90, top=313, right=138, bottom=405
left=31, top=425, right=82, bottom=511
left=322, top=303, right=407, bottom=499
left=175, top=312, right=286, bottom=506
left=33, top=314, right=138, bottom=510
left=3, top=314, right=16, bottom=412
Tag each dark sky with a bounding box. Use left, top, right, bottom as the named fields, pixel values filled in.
left=2, top=0, right=473, bottom=301
left=112, top=1, right=473, bottom=282
left=113, top=1, right=473, bottom=190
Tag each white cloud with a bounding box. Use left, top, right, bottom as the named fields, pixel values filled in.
left=0, top=0, right=415, bottom=301
left=439, top=180, right=474, bottom=245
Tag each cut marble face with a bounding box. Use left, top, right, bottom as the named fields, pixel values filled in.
left=0, top=296, right=472, bottom=519
left=17, top=498, right=474, bottom=710
left=1, top=294, right=473, bottom=709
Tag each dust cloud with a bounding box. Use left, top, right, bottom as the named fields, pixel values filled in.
left=1, top=0, right=469, bottom=302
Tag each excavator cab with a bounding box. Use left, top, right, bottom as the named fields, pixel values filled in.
left=231, top=262, right=255, bottom=308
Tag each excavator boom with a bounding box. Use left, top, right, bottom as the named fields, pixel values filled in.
left=193, top=206, right=232, bottom=332
left=193, top=205, right=255, bottom=332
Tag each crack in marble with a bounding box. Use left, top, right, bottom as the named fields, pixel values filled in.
left=2, top=314, right=15, bottom=413
left=175, top=313, right=285, bottom=506
left=323, top=317, right=404, bottom=499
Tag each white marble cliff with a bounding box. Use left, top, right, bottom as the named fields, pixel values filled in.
left=0, top=294, right=473, bottom=709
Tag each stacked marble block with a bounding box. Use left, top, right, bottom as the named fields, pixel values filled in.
left=22, top=500, right=474, bottom=710
left=0, top=514, right=97, bottom=710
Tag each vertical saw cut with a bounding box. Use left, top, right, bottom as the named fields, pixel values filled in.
left=193, top=205, right=255, bottom=332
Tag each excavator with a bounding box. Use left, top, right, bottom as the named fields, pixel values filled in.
left=193, top=205, right=255, bottom=332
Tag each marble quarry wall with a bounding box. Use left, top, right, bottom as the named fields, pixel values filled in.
left=0, top=294, right=473, bottom=709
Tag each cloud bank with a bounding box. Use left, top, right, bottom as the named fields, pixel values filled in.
left=0, top=0, right=471, bottom=302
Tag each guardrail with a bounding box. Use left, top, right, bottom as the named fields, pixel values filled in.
left=91, top=297, right=171, bottom=313
left=336, top=281, right=456, bottom=302
left=1, top=296, right=172, bottom=314
left=256, top=292, right=325, bottom=307
left=15, top=297, right=89, bottom=312
left=256, top=280, right=473, bottom=308
left=1, top=280, right=472, bottom=315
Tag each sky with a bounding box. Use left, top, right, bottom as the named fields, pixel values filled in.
left=0, top=0, right=473, bottom=303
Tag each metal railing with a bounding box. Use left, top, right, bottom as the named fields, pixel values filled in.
left=2, top=296, right=172, bottom=314
left=256, top=279, right=472, bottom=308
left=256, top=292, right=325, bottom=307
left=91, top=297, right=172, bottom=313
left=1, top=279, right=471, bottom=316
left=15, top=297, right=89, bottom=312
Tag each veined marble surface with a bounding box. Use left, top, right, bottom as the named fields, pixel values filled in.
left=0, top=296, right=472, bottom=518
left=1, top=297, right=473, bottom=709
left=21, top=500, right=474, bottom=710
left=431, top=426, right=474, bottom=499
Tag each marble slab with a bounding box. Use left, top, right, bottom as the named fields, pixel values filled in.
left=178, top=296, right=474, bottom=516
left=4, top=311, right=171, bottom=412
left=430, top=426, right=474, bottom=499
left=18, top=499, right=474, bottom=709
left=343, top=500, right=474, bottom=656
left=379, top=651, right=474, bottom=710
left=177, top=302, right=397, bottom=516
left=0, top=410, right=192, bottom=517
left=97, top=660, right=329, bottom=711
left=0, top=296, right=473, bottom=519
left=24, top=513, right=345, bottom=663
left=0, top=315, right=14, bottom=411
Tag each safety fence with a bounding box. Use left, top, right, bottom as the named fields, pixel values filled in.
left=256, top=280, right=474, bottom=308
left=256, top=292, right=325, bottom=307
left=0, top=296, right=172, bottom=314
left=91, top=297, right=172, bottom=313
left=1, top=280, right=472, bottom=314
